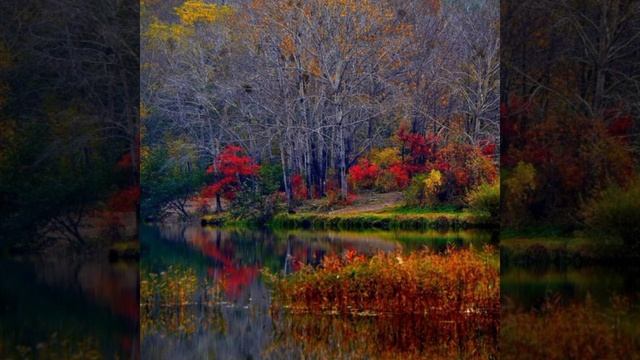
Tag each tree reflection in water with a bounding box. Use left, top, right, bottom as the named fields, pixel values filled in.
left=141, top=225, right=498, bottom=359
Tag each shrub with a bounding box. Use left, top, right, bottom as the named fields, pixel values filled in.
left=389, top=162, right=410, bottom=189
left=370, top=147, right=401, bottom=168
left=325, top=179, right=357, bottom=207
left=503, top=112, right=635, bottom=223
left=466, top=182, right=500, bottom=219
left=435, top=142, right=497, bottom=201
left=582, top=179, right=640, bottom=249
left=503, top=162, right=537, bottom=226
left=259, top=163, right=283, bottom=194
left=403, top=170, right=443, bottom=207
left=291, top=173, right=308, bottom=201
left=423, top=169, right=443, bottom=202
left=375, top=162, right=410, bottom=192
left=396, top=128, right=440, bottom=174
left=403, top=174, right=428, bottom=207
left=374, top=170, right=398, bottom=192
left=348, top=158, right=379, bottom=190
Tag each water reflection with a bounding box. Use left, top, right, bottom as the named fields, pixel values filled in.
left=140, top=224, right=496, bottom=359
left=501, top=264, right=640, bottom=359
left=0, top=256, right=139, bottom=359
left=265, top=313, right=497, bottom=360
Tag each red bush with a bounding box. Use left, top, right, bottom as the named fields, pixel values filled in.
left=348, top=158, right=379, bottom=190
left=388, top=162, right=410, bottom=189
left=291, top=174, right=308, bottom=201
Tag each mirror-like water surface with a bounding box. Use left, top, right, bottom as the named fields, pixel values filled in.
left=140, top=224, right=497, bottom=359
left=502, top=264, right=640, bottom=309
left=0, top=256, right=139, bottom=359
left=501, top=262, right=640, bottom=359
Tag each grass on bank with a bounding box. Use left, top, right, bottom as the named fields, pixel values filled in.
left=201, top=190, right=496, bottom=231
left=266, top=209, right=493, bottom=231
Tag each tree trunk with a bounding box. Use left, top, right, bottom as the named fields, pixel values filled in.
left=215, top=193, right=223, bottom=213
left=280, top=142, right=293, bottom=210
left=337, top=109, right=348, bottom=199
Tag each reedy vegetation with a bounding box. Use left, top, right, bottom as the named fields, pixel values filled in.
left=264, top=247, right=499, bottom=323
left=501, top=296, right=640, bottom=360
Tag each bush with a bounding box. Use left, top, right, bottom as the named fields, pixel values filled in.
left=466, top=182, right=500, bottom=219
left=503, top=162, right=537, bottom=226
left=370, top=147, right=401, bottom=168
left=403, top=170, right=442, bottom=207
left=436, top=142, right=497, bottom=201
left=374, top=170, right=398, bottom=192
left=259, top=163, right=283, bottom=194
left=229, top=181, right=284, bottom=224
left=348, top=158, right=379, bottom=190
left=582, top=179, right=640, bottom=249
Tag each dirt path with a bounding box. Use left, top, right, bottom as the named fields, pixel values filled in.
left=327, top=192, right=403, bottom=215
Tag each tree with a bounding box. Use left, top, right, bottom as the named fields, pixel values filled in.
left=141, top=144, right=204, bottom=220
left=201, top=145, right=260, bottom=212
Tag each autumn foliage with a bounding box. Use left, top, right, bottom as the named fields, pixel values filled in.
left=501, top=95, right=636, bottom=226
left=348, top=127, right=497, bottom=206
left=201, top=145, right=260, bottom=202
left=291, top=174, right=308, bottom=201
left=266, top=247, right=499, bottom=323
left=348, top=158, right=379, bottom=190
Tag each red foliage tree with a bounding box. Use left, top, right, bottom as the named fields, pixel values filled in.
left=396, top=127, right=440, bottom=174
left=388, top=162, right=410, bottom=189
left=435, top=143, right=497, bottom=199
left=201, top=145, right=259, bottom=211
left=348, top=158, right=379, bottom=190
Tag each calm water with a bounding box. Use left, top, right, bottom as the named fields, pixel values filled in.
left=501, top=259, right=640, bottom=358
left=140, top=224, right=497, bottom=359
left=502, top=264, right=640, bottom=309
left=0, top=255, right=139, bottom=359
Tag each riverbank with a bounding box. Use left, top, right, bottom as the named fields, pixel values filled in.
left=269, top=211, right=494, bottom=230
left=500, top=233, right=636, bottom=267
left=201, top=209, right=494, bottom=231
left=201, top=191, right=496, bottom=231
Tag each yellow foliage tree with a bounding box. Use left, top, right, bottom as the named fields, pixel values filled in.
left=371, top=147, right=401, bottom=168
left=175, top=0, right=234, bottom=25
left=423, top=169, right=443, bottom=204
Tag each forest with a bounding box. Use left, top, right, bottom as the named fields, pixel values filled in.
left=501, top=0, right=640, bottom=256
left=0, top=1, right=139, bottom=252
left=140, top=0, right=499, bottom=223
